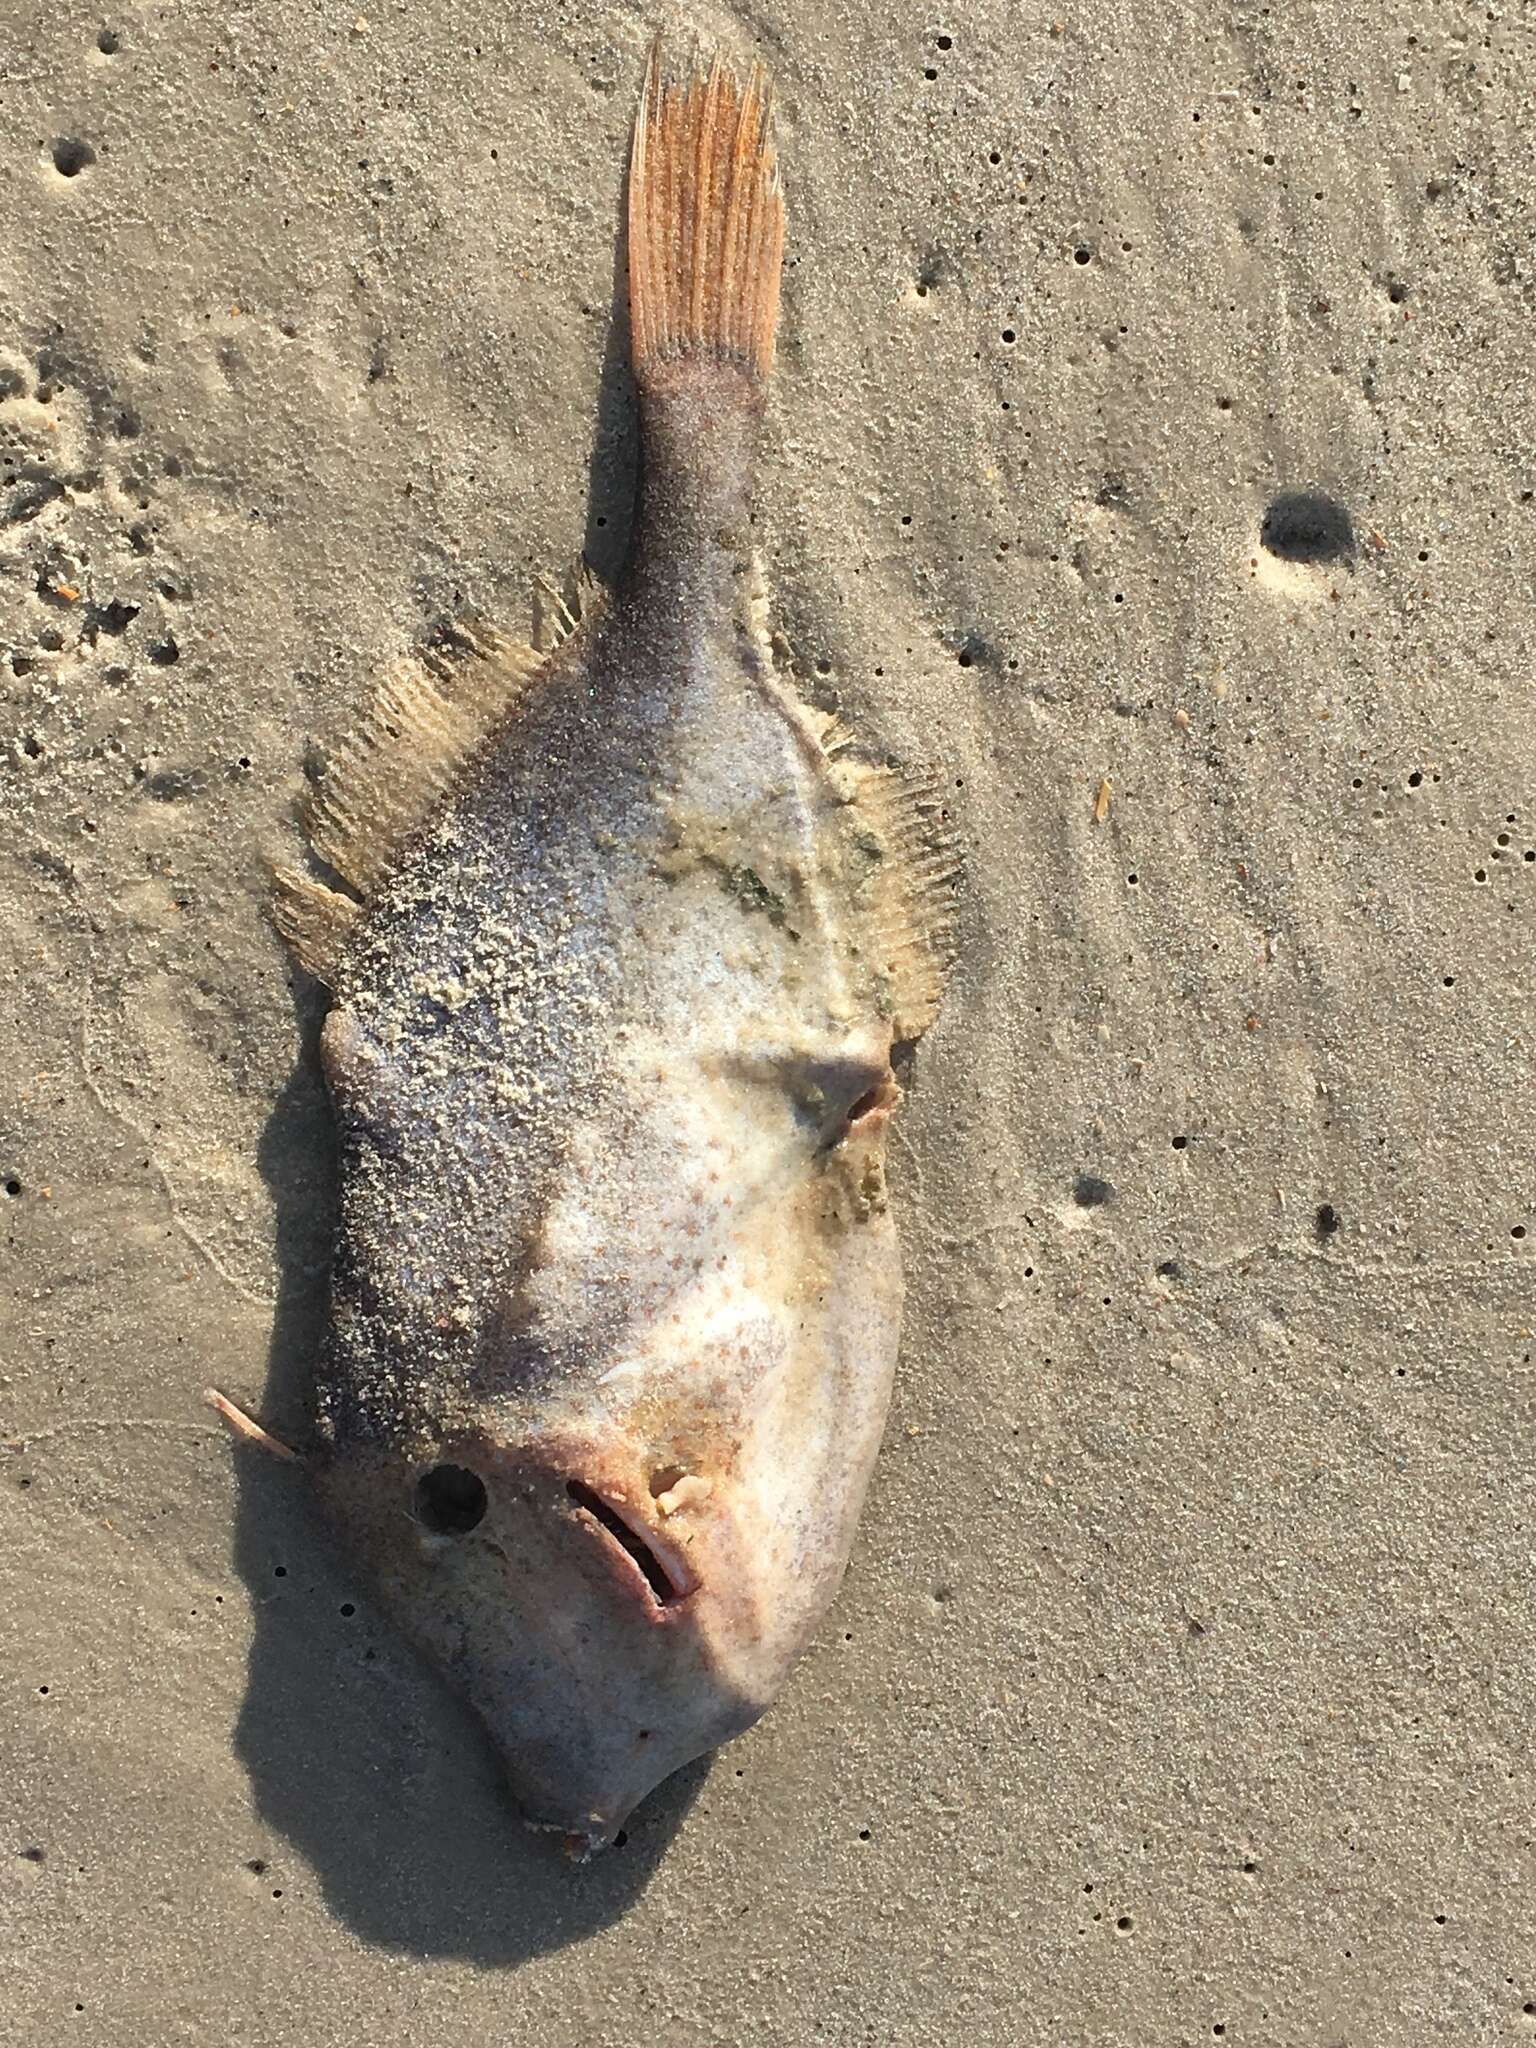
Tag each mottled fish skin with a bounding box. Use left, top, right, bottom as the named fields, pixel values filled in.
left=270, top=46, right=955, bottom=1851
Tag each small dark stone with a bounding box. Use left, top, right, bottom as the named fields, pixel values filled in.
left=1315, top=1202, right=1341, bottom=1238
left=1074, top=1174, right=1115, bottom=1208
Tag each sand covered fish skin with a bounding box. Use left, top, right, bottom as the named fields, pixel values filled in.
left=279, top=47, right=953, bottom=1850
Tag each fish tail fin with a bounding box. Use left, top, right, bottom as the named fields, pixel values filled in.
left=627, top=42, right=784, bottom=390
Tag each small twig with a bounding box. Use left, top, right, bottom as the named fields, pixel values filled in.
left=204, top=1387, right=301, bottom=1463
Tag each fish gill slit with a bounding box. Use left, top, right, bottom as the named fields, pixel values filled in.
left=820, top=1072, right=900, bottom=1151
left=566, top=1479, right=681, bottom=1605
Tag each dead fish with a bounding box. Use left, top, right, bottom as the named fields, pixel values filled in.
left=219, top=42, right=956, bottom=1853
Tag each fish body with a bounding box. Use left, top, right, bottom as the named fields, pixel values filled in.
left=271, top=48, right=954, bottom=1850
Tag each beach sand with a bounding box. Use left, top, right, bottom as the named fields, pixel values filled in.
left=3, top=3, right=1533, bottom=2041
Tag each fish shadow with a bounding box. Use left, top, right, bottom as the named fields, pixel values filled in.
left=227, top=225, right=702, bottom=1961
left=580, top=212, right=639, bottom=584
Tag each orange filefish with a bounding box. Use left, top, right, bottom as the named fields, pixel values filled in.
left=217, top=41, right=956, bottom=1854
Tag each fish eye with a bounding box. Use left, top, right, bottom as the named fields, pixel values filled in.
left=415, top=1463, right=488, bottom=1534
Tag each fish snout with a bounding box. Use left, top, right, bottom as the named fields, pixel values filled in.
left=317, top=1432, right=766, bottom=1841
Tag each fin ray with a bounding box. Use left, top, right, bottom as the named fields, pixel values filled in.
left=270, top=866, right=361, bottom=985
left=271, top=572, right=608, bottom=984
left=848, top=762, right=961, bottom=1041
left=628, top=42, right=784, bottom=384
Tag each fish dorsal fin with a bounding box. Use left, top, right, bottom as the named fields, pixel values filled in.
left=533, top=560, right=606, bottom=652
left=847, top=761, right=961, bottom=1042
left=269, top=864, right=362, bottom=985
left=307, top=624, right=543, bottom=898
left=271, top=579, right=604, bottom=986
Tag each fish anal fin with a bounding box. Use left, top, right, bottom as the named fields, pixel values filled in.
left=848, top=762, right=961, bottom=1042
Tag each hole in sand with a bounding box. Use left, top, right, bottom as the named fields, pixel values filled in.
left=415, top=1463, right=488, bottom=1534
left=51, top=138, right=95, bottom=178
left=567, top=1480, right=678, bottom=1605
left=1260, top=490, right=1354, bottom=565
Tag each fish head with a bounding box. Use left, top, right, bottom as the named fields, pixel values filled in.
left=310, top=1409, right=787, bottom=1852
left=310, top=1029, right=907, bottom=1849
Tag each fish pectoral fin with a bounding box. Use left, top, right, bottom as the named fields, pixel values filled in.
left=848, top=761, right=962, bottom=1042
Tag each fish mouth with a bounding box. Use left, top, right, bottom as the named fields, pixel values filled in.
left=565, top=1478, right=699, bottom=1610
left=545, top=1819, right=620, bottom=1862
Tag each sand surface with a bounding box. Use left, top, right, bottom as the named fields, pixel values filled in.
left=4, top=2, right=1534, bottom=2042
